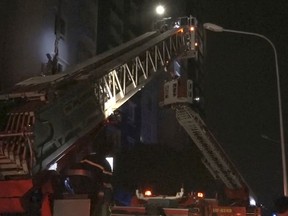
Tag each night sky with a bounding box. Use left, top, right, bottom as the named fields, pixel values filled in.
left=196, top=0, right=288, bottom=214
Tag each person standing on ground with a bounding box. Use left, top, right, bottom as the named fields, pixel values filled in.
left=63, top=143, right=113, bottom=216
left=80, top=150, right=113, bottom=216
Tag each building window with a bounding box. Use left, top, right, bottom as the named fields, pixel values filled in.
left=59, top=18, right=66, bottom=37
left=147, top=97, right=152, bottom=111
left=188, top=80, right=193, bottom=97
left=55, top=15, right=66, bottom=38
left=127, top=136, right=135, bottom=149
left=173, top=83, right=177, bottom=97
left=164, top=85, right=169, bottom=98
left=57, top=63, right=63, bottom=72
left=128, top=102, right=136, bottom=123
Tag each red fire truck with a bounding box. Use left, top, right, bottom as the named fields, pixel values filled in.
left=0, top=15, right=261, bottom=215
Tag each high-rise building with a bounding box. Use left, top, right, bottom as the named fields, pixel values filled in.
left=0, top=0, right=210, bottom=193
left=0, top=0, right=99, bottom=90
left=97, top=0, right=148, bottom=53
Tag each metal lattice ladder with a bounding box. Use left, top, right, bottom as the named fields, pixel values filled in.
left=175, top=105, right=243, bottom=190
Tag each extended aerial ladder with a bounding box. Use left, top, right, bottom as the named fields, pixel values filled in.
left=158, top=22, right=255, bottom=205
left=0, top=17, right=198, bottom=214
left=0, top=28, right=189, bottom=178
left=0, top=15, right=260, bottom=215
left=176, top=106, right=251, bottom=202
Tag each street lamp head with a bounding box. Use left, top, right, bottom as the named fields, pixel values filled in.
left=203, top=23, right=224, bottom=32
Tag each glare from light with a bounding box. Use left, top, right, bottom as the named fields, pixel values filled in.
left=155, top=5, right=165, bottom=15
left=144, top=190, right=152, bottom=196
left=197, top=192, right=204, bottom=198
left=106, top=157, right=114, bottom=171
left=249, top=197, right=256, bottom=206
left=190, top=26, right=195, bottom=31
left=48, top=163, right=57, bottom=171
left=107, top=107, right=113, bottom=116
left=194, top=97, right=200, bottom=101
left=174, top=23, right=180, bottom=28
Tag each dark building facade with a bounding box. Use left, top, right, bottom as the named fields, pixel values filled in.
left=97, top=0, right=148, bottom=53
left=0, top=0, right=99, bottom=90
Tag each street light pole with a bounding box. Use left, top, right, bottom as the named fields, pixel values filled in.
left=203, top=23, right=287, bottom=196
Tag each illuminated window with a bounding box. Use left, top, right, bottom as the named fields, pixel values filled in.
left=128, top=102, right=136, bottom=123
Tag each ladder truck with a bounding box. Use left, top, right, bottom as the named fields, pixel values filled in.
left=0, top=16, right=260, bottom=215
left=111, top=17, right=261, bottom=216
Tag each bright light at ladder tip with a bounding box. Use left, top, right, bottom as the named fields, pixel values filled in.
left=155, top=5, right=165, bottom=15
left=145, top=190, right=152, bottom=196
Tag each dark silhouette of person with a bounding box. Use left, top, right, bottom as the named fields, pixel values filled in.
left=46, top=50, right=58, bottom=75
left=274, top=196, right=288, bottom=216
left=63, top=145, right=113, bottom=216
